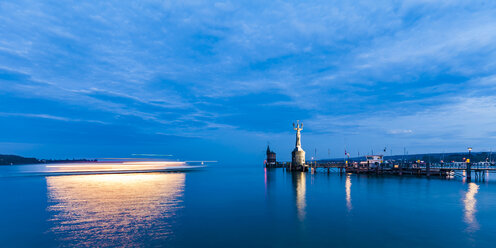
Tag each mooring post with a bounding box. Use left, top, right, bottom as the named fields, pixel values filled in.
left=426, top=162, right=431, bottom=177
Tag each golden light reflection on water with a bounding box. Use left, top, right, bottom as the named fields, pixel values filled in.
left=345, top=174, right=352, bottom=212
left=463, top=182, right=479, bottom=233
left=46, top=173, right=185, bottom=247
left=295, top=172, right=306, bottom=221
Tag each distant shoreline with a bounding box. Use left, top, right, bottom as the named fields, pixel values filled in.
left=318, top=151, right=492, bottom=163
left=0, top=154, right=97, bottom=166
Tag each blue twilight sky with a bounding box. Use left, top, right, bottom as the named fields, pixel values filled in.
left=1, top=1, right=496, bottom=164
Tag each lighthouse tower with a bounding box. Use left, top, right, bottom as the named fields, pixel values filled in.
left=291, top=120, right=306, bottom=169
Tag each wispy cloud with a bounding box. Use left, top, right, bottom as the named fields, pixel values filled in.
left=1, top=0, right=496, bottom=160
left=0, top=112, right=108, bottom=124
left=387, top=129, right=413, bottom=135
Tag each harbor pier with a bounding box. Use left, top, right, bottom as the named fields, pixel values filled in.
left=268, top=160, right=496, bottom=181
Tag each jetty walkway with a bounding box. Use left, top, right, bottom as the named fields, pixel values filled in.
left=268, top=162, right=496, bottom=180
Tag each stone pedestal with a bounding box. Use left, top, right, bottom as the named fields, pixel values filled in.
left=292, top=147, right=306, bottom=167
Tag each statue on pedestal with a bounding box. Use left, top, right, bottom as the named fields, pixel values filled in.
left=292, top=120, right=306, bottom=168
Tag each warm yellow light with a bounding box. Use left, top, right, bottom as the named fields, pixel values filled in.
left=345, top=175, right=352, bottom=211
left=463, top=182, right=479, bottom=232
left=296, top=172, right=306, bottom=221
left=46, top=173, right=185, bottom=246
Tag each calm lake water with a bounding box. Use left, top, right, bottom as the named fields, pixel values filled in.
left=1, top=164, right=496, bottom=247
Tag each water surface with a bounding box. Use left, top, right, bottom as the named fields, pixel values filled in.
left=1, top=165, right=496, bottom=247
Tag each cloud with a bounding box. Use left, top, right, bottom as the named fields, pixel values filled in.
left=0, top=112, right=108, bottom=124
left=387, top=129, right=413, bottom=135
left=1, top=0, right=496, bottom=160
left=306, top=95, right=496, bottom=148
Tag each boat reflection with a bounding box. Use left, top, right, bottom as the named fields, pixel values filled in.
left=45, top=161, right=188, bottom=174
left=291, top=172, right=306, bottom=222
left=463, top=182, right=479, bottom=233
left=345, top=174, right=352, bottom=212
left=46, top=172, right=185, bottom=246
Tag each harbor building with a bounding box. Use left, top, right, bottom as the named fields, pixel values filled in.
left=266, top=146, right=277, bottom=166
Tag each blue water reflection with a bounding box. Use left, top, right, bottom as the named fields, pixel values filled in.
left=1, top=165, right=496, bottom=247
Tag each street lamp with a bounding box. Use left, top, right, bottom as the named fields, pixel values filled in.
left=468, top=147, right=472, bottom=163
left=467, top=147, right=472, bottom=180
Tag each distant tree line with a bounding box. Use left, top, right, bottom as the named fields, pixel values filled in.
left=319, top=152, right=495, bottom=163
left=386, top=152, right=494, bottom=163
left=0, top=155, right=39, bottom=165
left=0, top=154, right=97, bottom=165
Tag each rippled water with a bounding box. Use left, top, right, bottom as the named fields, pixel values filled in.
left=46, top=173, right=185, bottom=247
left=1, top=165, right=496, bottom=247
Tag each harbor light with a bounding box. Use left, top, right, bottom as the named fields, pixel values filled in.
left=468, top=147, right=472, bottom=162
left=467, top=147, right=473, bottom=180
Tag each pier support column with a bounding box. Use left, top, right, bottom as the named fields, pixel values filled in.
left=467, top=164, right=471, bottom=181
